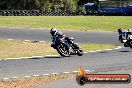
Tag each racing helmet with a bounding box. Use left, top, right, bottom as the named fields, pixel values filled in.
left=128, top=28, right=131, bottom=32
left=50, top=28, right=57, bottom=36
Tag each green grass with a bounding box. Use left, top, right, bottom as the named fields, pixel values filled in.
left=0, top=16, right=132, bottom=31
left=80, top=43, right=116, bottom=52
left=0, top=39, right=116, bottom=59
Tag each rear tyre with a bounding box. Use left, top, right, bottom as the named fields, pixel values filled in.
left=56, top=43, right=70, bottom=57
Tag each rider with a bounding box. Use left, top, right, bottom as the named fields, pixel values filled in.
left=118, top=28, right=123, bottom=35
left=50, top=28, right=80, bottom=50
left=118, top=28, right=132, bottom=42
left=127, top=28, right=132, bottom=34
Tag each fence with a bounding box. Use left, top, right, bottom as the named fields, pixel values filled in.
left=0, top=10, right=80, bottom=16
left=1, top=10, right=131, bottom=16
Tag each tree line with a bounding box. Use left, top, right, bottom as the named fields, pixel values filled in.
left=0, top=0, right=99, bottom=12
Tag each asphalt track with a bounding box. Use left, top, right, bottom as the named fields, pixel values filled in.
left=0, top=27, right=119, bottom=44
left=0, top=27, right=132, bottom=88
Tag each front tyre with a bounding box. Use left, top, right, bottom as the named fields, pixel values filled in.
left=124, top=43, right=129, bottom=47
left=56, top=43, right=70, bottom=57
left=119, top=35, right=123, bottom=43
left=128, top=40, right=132, bottom=49
left=77, top=49, right=84, bottom=56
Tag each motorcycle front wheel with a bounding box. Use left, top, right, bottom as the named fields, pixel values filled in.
left=56, top=43, right=70, bottom=57
left=128, top=40, right=132, bottom=49
left=77, top=49, right=84, bottom=56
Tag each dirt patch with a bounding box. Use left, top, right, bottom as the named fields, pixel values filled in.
left=0, top=74, right=76, bottom=88
left=0, top=39, right=57, bottom=59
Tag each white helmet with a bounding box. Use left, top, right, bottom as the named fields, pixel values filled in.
left=128, top=28, right=131, bottom=32
left=50, top=28, right=57, bottom=36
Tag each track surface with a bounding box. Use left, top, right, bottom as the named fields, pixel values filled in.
left=0, top=28, right=132, bottom=88
left=0, top=27, right=118, bottom=44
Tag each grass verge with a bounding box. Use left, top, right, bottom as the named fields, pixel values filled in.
left=0, top=16, right=132, bottom=32
left=0, top=39, right=116, bottom=59
left=80, top=43, right=116, bottom=52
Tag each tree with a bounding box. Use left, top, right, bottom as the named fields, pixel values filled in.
left=39, top=0, right=53, bottom=11
left=0, top=0, right=81, bottom=11
left=63, top=0, right=77, bottom=12
left=0, top=0, right=40, bottom=10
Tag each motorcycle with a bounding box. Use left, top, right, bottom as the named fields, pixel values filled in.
left=51, top=36, right=84, bottom=57
left=118, top=32, right=132, bottom=48
left=125, top=34, right=132, bottom=48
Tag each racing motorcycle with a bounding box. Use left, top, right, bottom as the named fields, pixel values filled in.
left=118, top=32, right=132, bottom=49
left=125, top=34, right=132, bottom=49
left=51, top=36, right=84, bottom=57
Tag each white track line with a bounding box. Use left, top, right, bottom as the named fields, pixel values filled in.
left=89, top=51, right=96, bottom=52
left=104, top=49, right=113, bottom=51
left=72, top=71, right=79, bottom=73
left=6, top=58, right=20, bottom=60
left=24, top=76, right=31, bottom=78
left=63, top=72, right=70, bottom=74
left=114, top=48, right=119, bottom=49
left=7, top=39, right=14, bottom=41
left=96, top=50, right=102, bottom=52
left=24, top=40, right=31, bottom=42
left=84, top=70, right=90, bottom=72
left=43, top=74, right=50, bottom=76
left=114, top=46, right=122, bottom=49
left=32, top=56, right=44, bottom=58
left=3, top=78, right=9, bottom=80
left=85, top=70, right=95, bottom=72
left=33, top=75, right=40, bottom=77
left=12, top=77, right=19, bottom=79
left=1, top=69, right=94, bottom=80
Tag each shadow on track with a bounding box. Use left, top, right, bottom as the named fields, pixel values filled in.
left=99, top=51, right=108, bottom=53
left=119, top=50, right=131, bottom=52
left=28, top=56, right=63, bottom=59
left=44, top=56, right=62, bottom=58
left=28, top=57, right=41, bottom=59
